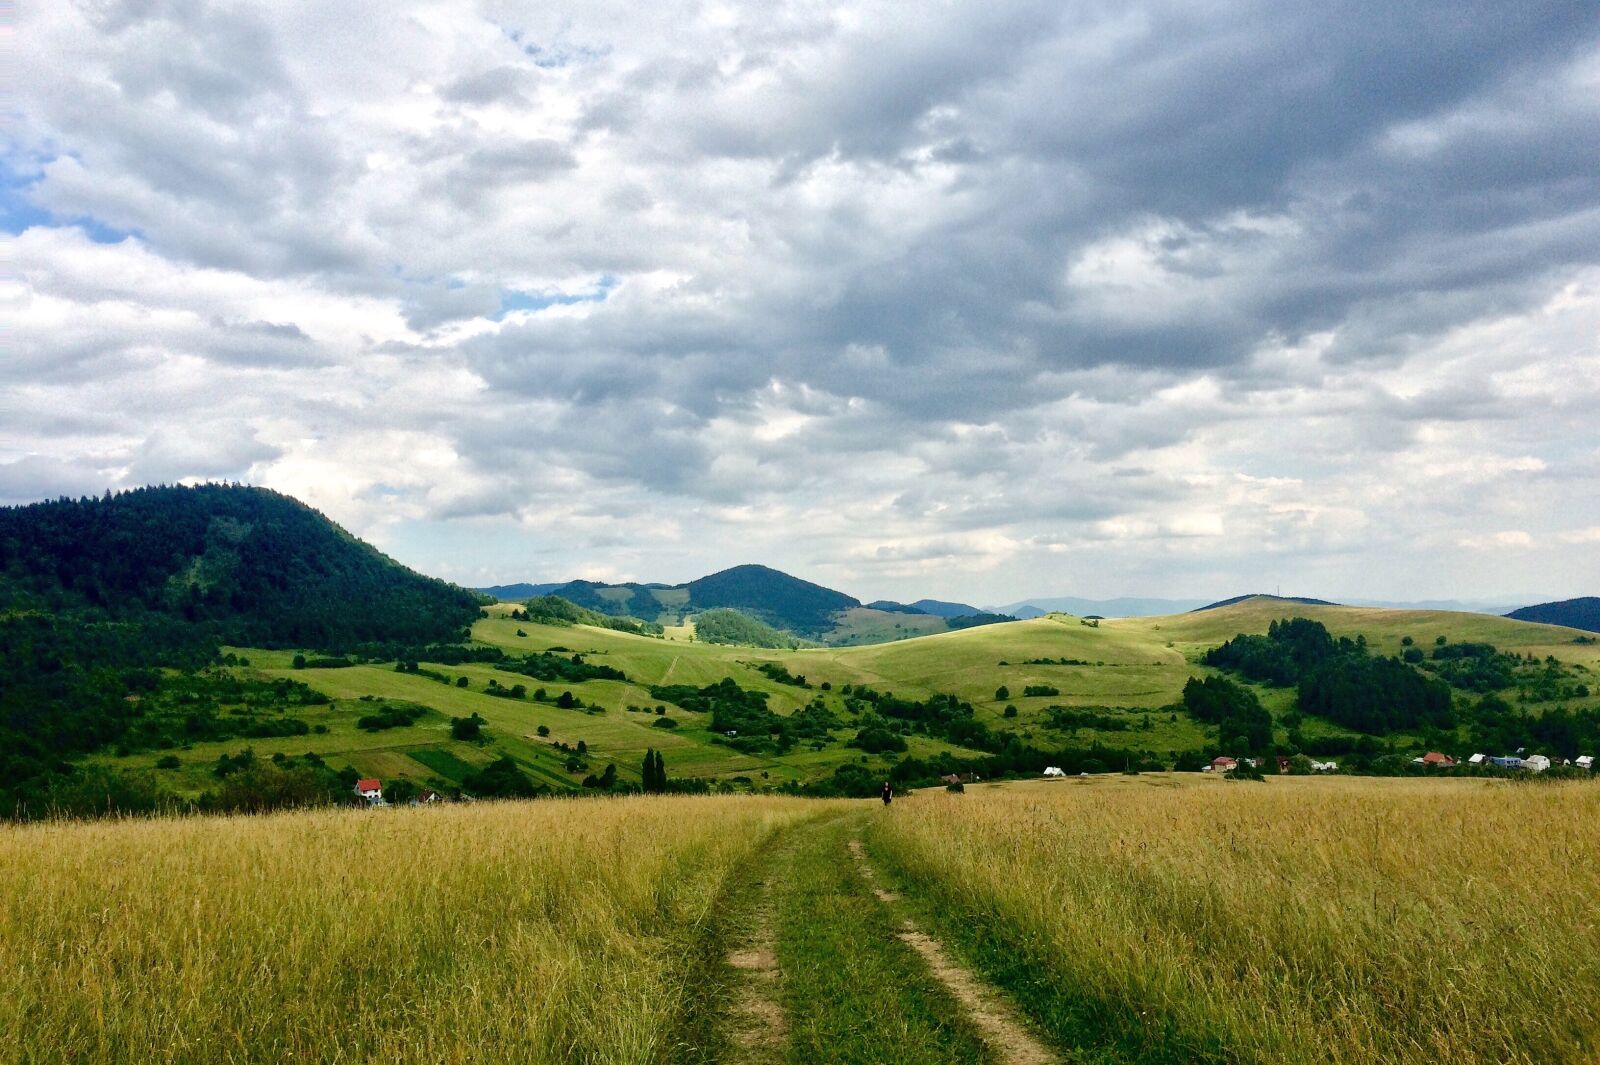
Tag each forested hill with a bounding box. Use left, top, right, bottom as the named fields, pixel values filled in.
left=0, top=485, right=483, bottom=649
left=685, top=565, right=858, bottom=635
left=537, top=564, right=862, bottom=637
left=1506, top=597, right=1600, bottom=634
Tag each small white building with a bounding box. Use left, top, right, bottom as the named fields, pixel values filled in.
left=1523, top=755, right=1552, bottom=773
left=1576, top=755, right=1595, bottom=771
left=1468, top=753, right=1487, bottom=765
left=1043, top=766, right=1066, bottom=778
left=354, top=778, right=383, bottom=803
left=1310, top=760, right=1339, bottom=773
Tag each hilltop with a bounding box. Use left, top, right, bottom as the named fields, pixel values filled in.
left=1194, top=593, right=1339, bottom=612
left=1507, top=597, right=1600, bottom=633
left=0, top=485, right=482, bottom=648
left=489, top=565, right=1009, bottom=644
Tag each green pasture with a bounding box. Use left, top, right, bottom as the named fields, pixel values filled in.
left=100, top=598, right=1600, bottom=795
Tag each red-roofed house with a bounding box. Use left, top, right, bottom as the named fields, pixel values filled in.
left=354, top=778, right=383, bottom=802
left=1209, top=756, right=1238, bottom=773
left=1420, top=752, right=1455, bottom=768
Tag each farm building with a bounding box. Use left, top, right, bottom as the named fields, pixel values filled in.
left=1209, top=756, right=1238, bottom=773
left=354, top=778, right=383, bottom=803
left=1468, top=753, right=1487, bottom=765
left=1522, top=755, right=1551, bottom=773
left=1490, top=756, right=1523, bottom=769
left=1310, top=760, right=1338, bottom=773
left=1042, top=766, right=1065, bottom=778
left=1577, top=755, right=1595, bottom=770
left=1415, top=752, right=1456, bottom=768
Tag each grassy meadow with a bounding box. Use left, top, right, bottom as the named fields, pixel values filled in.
left=868, top=774, right=1600, bottom=1064
left=95, top=597, right=1600, bottom=797
left=6, top=775, right=1599, bottom=1063
left=0, top=795, right=834, bottom=1065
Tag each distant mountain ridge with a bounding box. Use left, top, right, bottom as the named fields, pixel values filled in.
left=990, top=596, right=1211, bottom=618
left=487, top=564, right=860, bottom=638
left=479, top=582, right=565, bottom=600
left=864, top=598, right=983, bottom=617
left=1505, top=597, right=1600, bottom=633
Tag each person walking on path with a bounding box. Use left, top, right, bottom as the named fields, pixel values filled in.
left=881, top=781, right=893, bottom=806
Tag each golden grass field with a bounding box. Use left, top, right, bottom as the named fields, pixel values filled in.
left=0, top=795, right=832, bottom=1065
left=869, top=774, right=1600, bottom=1064
left=5, top=776, right=1599, bottom=1064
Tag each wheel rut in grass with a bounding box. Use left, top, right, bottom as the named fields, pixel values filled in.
left=848, top=837, right=1060, bottom=1065
left=722, top=835, right=791, bottom=1064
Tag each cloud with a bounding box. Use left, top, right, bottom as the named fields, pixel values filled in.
left=4, top=0, right=1599, bottom=602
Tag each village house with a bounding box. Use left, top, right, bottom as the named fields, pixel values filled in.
left=1042, top=766, right=1065, bottom=778
left=1490, top=756, right=1523, bottom=769
left=1522, top=754, right=1551, bottom=773
left=1577, top=755, right=1595, bottom=771
left=1275, top=756, right=1291, bottom=774
left=1208, top=756, right=1238, bottom=773
left=414, top=790, right=442, bottom=805
left=354, top=778, right=383, bottom=803
left=1310, top=760, right=1338, bottom=773
left=1467, top=753, right=1487, bottom=765
left=1415, top=752, right=1455, bottom=768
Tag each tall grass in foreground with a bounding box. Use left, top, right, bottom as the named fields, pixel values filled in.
left=1, top=796, right=825, bottom=1064
left=869, top=777, right=1600, bottom=1064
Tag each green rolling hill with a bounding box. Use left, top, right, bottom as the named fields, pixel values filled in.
left=4, top=486, right=1597, bottom=818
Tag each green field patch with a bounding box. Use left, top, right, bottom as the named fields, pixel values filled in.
left=408, top=746, right=484, bottom=782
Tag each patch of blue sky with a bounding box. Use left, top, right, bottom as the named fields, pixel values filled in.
left=496, top=25, right=608, bottom=68
left=0, top=162, right=135, bottom=243
left=493, top=275, right=616, bottom=321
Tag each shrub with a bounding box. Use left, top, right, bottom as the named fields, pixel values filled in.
left=451, top=714, right=486, bottom=741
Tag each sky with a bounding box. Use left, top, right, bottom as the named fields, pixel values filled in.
left=5, top=0, right=1599, bottom=606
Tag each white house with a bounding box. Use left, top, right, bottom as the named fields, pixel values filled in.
left=1576, top=755, right=1595, bottom=771
left=1043, top=766, right=1066, bottom=778
left=354, top=778, right=383, bottom=803
left=1523, top=754, right=1552, bottom=773
left=1467, top=753, right=1487, bottom=765
left=1310, top=760, right=1338, bottom=772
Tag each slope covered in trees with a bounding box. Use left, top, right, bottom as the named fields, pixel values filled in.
left=684, top=564, right=859, bottom=635
left=692, top=607, right=799, bottom=648
left=1505, top=597, right=1600, bottom=633
left=1203, top=617, right=1453, bottom=734
left=0, top=485, right=483, bottom=649
left=0, top=485, right=486, bottom=815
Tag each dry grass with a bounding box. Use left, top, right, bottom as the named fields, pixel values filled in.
left=0, top=795, right=828, bottom=1064
left=869, top=775, right=1600, bottom=1064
